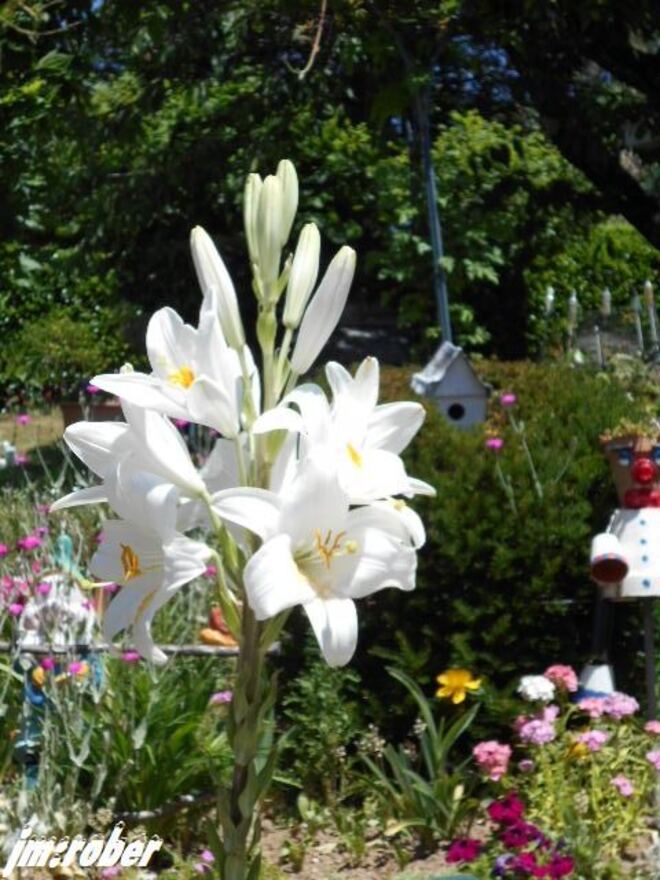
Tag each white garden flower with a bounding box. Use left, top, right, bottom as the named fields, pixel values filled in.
left=212, top=454, right=417, bottom=666
left=290, top=245, right=356, bottom=374
left=276, top=158, right=298, bottom=245
left=254, top=357, right=434, bottom=504
left=190, top=225, right=245, bottom=349
left=51, top=400, right=206, bottom=511
left=90, top=307, right=247, bottom=438
left=518, top=675, right=556, bottom=703
left=91, top=472, right=211, bottom=663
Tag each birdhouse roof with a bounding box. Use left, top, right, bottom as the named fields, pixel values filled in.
left=411, top=342, right=487, bottom=395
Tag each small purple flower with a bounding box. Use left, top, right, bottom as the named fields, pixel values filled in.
left=36, top=582, right=52, bottom=596
left=612, top=774, right=634, bottom=797
left=500, top=393, right=517, bottom=407
left=210, top=690, right=233, bottom=706
left=174, top=418, right=190, bottom=429
left=200, top=850, right=215, bottom=864
left=518, top=758, right=535, bottom=773
left=103, top=582, right=119, bottom=594
left=17, top=535, right=41, bottom=552
left=8, top=603, right=23, bottom=616
left=86, top=383, right=101, bottom=395
left=577, top=730, right=609, bottom=752
left=204, top=564, right=218, bottom=580
left=646, top=750, right=660, bottom=771
left=486, top=437, right=504, bottom=452
left=41, top=657, right=56, bottom=671
left=15, top=413, right=31, bottom=426
left=0, top=543, right=8, bottom=558
left=121, top=651, right=141, bottom=663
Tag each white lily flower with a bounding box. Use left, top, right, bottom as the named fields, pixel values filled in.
left=51, top=401, right=206, bottom=511
left=190, top=225, right=245, bottom=349
left=244, top=173, right=263, bottom=266
left=213, top=455, right=417, bottom=666
left=290, top=246, right=356, bottom=374
left=91, top=307, right=244, bottom=438
left=254, top=357, right=434, bottom=503
left=91, top=473, right=210, bottom=663
left=283, top=223, right=321, bottom=330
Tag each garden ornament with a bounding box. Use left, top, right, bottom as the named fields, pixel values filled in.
left=411, top=341, right=490, bottom=428
left=590, top=433, right=660, bottom=598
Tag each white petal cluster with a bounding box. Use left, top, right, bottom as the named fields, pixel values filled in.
left=518, top=675, right=556, bottom=703
left=52, top=160, right=432, bottom=668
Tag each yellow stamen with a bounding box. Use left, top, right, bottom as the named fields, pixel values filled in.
left=344, top=540, right=358, bottom=554
left=168, top=365, right=195, bottom=388
left=393, top=499, right=407, bottom=511
left=314, top=529, right=347, bottom=569
left=120, top=544, right=142, bottom=581
left=346, top=443, right=363, bottom=468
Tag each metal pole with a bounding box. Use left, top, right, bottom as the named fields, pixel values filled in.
left=643, top=601, right=657, bottom=720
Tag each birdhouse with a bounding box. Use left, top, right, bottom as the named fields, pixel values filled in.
left=411, top=342, right=490, bottom=428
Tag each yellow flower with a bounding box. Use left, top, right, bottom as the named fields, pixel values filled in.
left=31, top=667, right=46, bottom=688
left=436, top=668, right=482, bottom=704
left=567, top=741, right=589, bottom=761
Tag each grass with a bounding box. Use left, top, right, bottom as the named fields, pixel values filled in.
left=0, top=408, right=64, bottom=453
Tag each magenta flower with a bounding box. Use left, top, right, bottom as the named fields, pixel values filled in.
left=8, top=603, right=23, bottom=616
left=446, top=838, right=482, bottom=864
left=646, top=750, right=660, bottom=771
left=200, top=850, right=215, bottom=864
left=121, top=651, right=141, bottom=663
left=103, top=582, right=119, bottom=594
left=204, top=564, right=218, bottom=580
left=86, top=383, right=101, bottom=395
left=210, top=690, right=233, bottom=706
left=31, top=560, right=42, bottom=574
left=518, top=758, right=535, bottom=773
left=485, top=437, right=504, bottom=452
left=472, top=740, right=511, bottom=781
left=36, top=582, right=52, bottom=596
left=16, top=453, right=29, bottom=466
left=500, top=820, right=545, bottom=850
left=15, top=413, right=31, bottom=426
left=544, top=664, right=578, bottom=693
left=645, top=720, right=660, bottom=735
left=0, top=543, right=8, bottom=558
left=174, top=418, right=190, bottom=429
left=41, top=657, right=56, bottom=671
left=519, top=718, right=556, bottom=745
left=612, top=775, right=634, bottom=797
left=67, top=661, right=85, bottom=676
left=100, top=869, right=121, bottom=879
left=500, top=392, right=517, bottom=407
left=577, top=730, right=609, bottom=752
left=488, top=792, right=525, bottom=825
left=17, top=535, right=41, bottom=552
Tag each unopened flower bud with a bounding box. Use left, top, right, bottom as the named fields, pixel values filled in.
left=190, top=226, right=245, bottom=349
left=283, top=223, right=320, bottom=329
left=244, top=173, right=262, bottom=266
left=257, top=175, right=284, bottom=287
left=276, top=159, right=298, bottom=246
left=291, top=246, right=356, bottom=374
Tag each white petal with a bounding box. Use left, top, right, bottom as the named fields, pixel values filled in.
left=367, top=402, right=426, bottom=454
left=212, top=487, right=282, bottom=540
left=63, top=421, right=128, bottom=477
left=325, top=362, right=352, bottom=399
left=252, top=406, right=305, bottom=436
left=50, top=485, right=108, bottom=511
left=191, top=226, right=245, bottom=349
left=405, top=477, right=437, bottom=497
left=304, top=597, right=358, bottom=667
left=108, top=467, right=179, bottom=541
left=350, top=501, right=425, bottom=549
left=188, top=376, right=240, bottom=437
left=339, top=447, right=410, bottom=503
left=336, top=520, right=417, bottom=599
left=279, top=453, right=348, bottom=549
left=146, top=307, right=198, bottom=383
left=244, top=535, right=316, bottom=619
left=352, top=357, right=380, bottom=411
left=92, top=373, right=188, bottom=422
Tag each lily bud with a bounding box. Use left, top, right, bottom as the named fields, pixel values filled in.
left=257, top=175, right=284, bottom=288
left=190, top=226, right=245, bottom=349
left=276, top=159, right=298, bottom=246
left=283, top=223, right=320, bottom=330
left=290, top=245, right=356, bottom=375
left=244, top=173, right=262, bottom=266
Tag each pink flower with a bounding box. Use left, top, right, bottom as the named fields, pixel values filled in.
left=35, top=503, right=50, bottom=514
left=194, top=864, right=211, bottom=875
left=17, top=535, right=41, bottom=552
left=100, top=869, right=121, bottom=879
left=36, top=582, right=51, bottom=596
left=210, top=690, right=233, bottom=706
left=544, top=664, right=578, bottom=693
left=67, top=661, right=84, bottom=676
left=472, top=740, right=511, bottom=781
left=174, top=418, right=190, bottom=429
left=646, top=750, right=660, bottom=771
left=15, top=413, right=31, bottom=426
left=31, top=561, right=42, bottom=574
left=446, top=838, right=482, bottom=864
left=612, top=775, right=634, bottom=797
left=103, top=582, right=119, bottom=594
left=96, top=531, right=106, bottom=544
left=8, top=603, right=23, bottom=616
left=488, top=792, right=525, bottom=825
left=578, top=697, right=606, bottom=719
left=86, top=383, right=101, bottom=395
left=1, top=575, right=13, bottom=589
left=204, top=564, right=218, bottom=580
left=518, top=759, right=535, bottom=773
left=0, top=543, right=8, bottom=558
left=645, top=720, right=660, bottom=735
left=577, top=730, right=609, bottom=752
left=36, top=526, right=49, bottom=537
left=519, top=718, right=556, bottom=745
left=500, top=393, right=517, bottom=407
left=485, top=437, right=504, bottom=452
left=41, top=657, right=56, bottom=671
left=16, top=453, right=29, bottom=466
left=121, top=651, right=141, bottom=663
left=603, top=692, right=639, bottom=720
left=200, top=850, right=215, bottom=864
